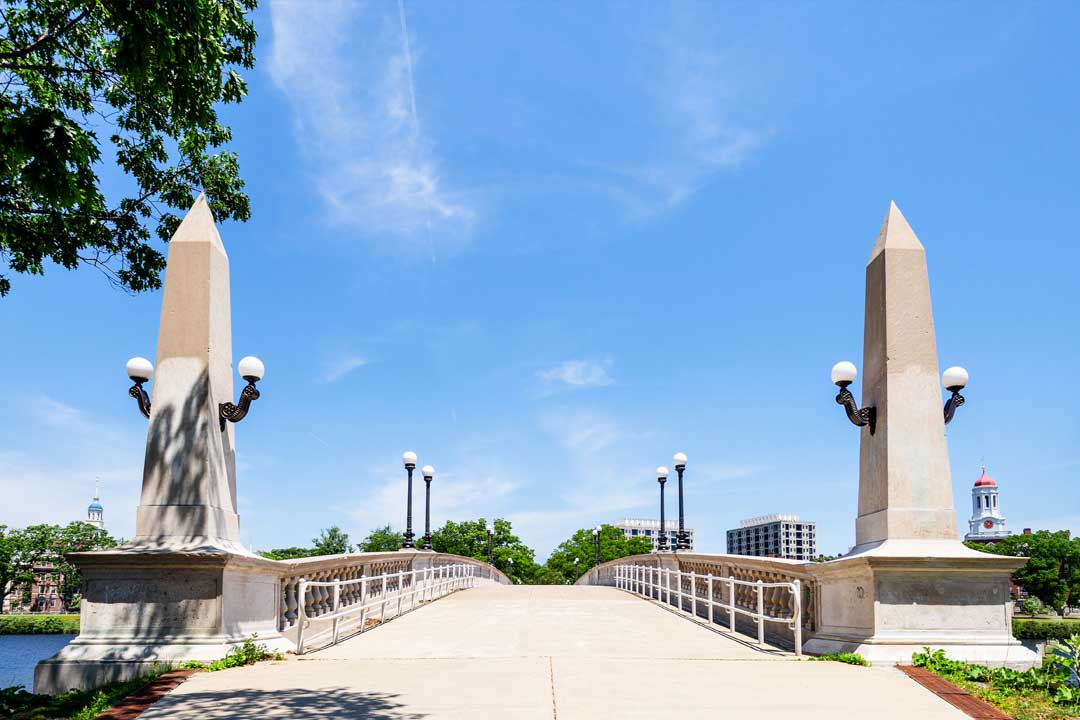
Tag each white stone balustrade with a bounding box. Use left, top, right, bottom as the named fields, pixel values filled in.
left=579, top=552, right=813, bottom=653
left=277, top=551, right=510, bottom=654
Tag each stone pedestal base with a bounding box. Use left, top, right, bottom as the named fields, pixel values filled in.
left=35, top=546, right=289, bottom=695
left=804, top=540, right=1039, bottom=669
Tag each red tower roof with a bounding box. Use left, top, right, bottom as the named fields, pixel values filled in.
left=974, top=469, right=996, bottom=487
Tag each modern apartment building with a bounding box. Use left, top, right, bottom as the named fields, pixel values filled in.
left=726, top=514, right=816, bottom=561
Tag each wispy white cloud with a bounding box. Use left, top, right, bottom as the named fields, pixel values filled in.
left=537, top=359, right=614, bottom=390
left=268, top=0, right=474, bottom=248
left=322, top=355, right=368, bottom=383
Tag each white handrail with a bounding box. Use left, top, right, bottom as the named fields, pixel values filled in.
left=296, top=563, right=478, bottom=654
left=613, top=563, right=802, bottom=656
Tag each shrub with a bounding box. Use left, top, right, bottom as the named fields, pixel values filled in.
left=183, top=635, right=283, bottom=672
left=1021, top=596, right=1046, bottom=616
left=1014, top=619, right=1080, bottom=641
left=0, top=614, right=79, bottom=635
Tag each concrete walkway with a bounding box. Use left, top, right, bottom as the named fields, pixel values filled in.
left=140, top=585, right=969, bottom=719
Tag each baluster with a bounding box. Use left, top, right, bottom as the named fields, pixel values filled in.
left=285, top=577, right=299, bottom=626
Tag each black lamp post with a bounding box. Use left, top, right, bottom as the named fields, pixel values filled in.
left=673, top=453, right=688, bottom=550
left=401, top=451, right=417, bottom=549
left=508, top=556, right=514, bottom=583
left=573, top=557, right=580, bottom=581
left=421, top=465, right=434, bottom=551
left=486, top=527, right=494, bottom=564
left=593, top=525, right=601, bottom=566
left=656, top=466, right=669, bottom=552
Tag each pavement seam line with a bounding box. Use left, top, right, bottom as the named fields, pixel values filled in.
left=548, top=656, right=558, bottom=720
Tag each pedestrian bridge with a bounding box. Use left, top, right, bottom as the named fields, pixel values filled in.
left=137, top=583, right=970, bottom=720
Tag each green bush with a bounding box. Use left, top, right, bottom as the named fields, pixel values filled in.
left=1014, top=619, right=1080, bottom=641
left=1020, top=597, right=1046, bottom=616
left=912, top=641, right=1080, bottom=712
left=0, top=614, right=79, bottom=635
left=182, top=635, right=283, bottom=672
left=810, top=652, right=868, bottom=666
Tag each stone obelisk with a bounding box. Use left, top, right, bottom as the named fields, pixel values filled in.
left=804, top=202, right=1036, bottom=668
left=35, top=196, right=288, bottom=695
left=855, top=201, right=957, bottom=551
left=134, top=194, right=242, bottom=550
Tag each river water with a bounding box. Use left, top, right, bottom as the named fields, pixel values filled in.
left=0, top=634, right=75, bottom=691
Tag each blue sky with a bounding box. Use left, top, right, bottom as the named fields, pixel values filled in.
left=2, top=1, right=1077, bottom=560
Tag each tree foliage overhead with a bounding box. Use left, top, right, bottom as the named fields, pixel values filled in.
left=968, top=530, right=1080, bottom=614
left=544, top=524, right=652, bottom=585
left=0, top=0, right=257, bottom=297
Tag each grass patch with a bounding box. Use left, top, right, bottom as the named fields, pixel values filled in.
left=912, top=641, right=1080, bottom=720
left=810, top=652, right=868, bottom=666
left=0, top=614, right=79, bottom=635
left=0, top=666, right=171, bottom=719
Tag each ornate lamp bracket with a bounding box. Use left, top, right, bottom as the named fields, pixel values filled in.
left=129, top=380, right=151, bottom=419
left=943, top=388, right=965, bottom=425
left=835, top=382, right=876, bottom=435
left=219, top=379, right=261, bottom=431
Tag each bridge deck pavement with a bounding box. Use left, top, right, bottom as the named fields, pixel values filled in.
left=139, top=585, right=969, bottom=720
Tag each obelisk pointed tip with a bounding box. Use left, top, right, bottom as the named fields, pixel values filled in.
left=170, top=193, right=224, bottom=251
left=869, top=200, right=923, bottom=262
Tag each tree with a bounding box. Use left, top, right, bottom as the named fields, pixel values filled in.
left=257, top=546, right=311, bottom=561
left=0, top=0, right=257, bottom=297
left=0, top=522, right=116, bottom=612
left=427, top=518, right=542, bottom=585
left=311, top=526, right=354, bottom=556
left=968, top=531, right=1080, bottom=615
left=544, top=525, right=653, bottom=585
left=359, top=525, right=403, bottom=553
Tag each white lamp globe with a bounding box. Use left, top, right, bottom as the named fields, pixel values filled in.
left=402, top=451, right=417, bottom=466
left=942, top=366, right=969, bottom=390
left=656, top=466, right=669, bottom=479
left=831, top=361, right=858, bottom=385
left=237, top=356, right=265, bottom=381
left=126, top=356, right=154, bottom=381
left=673, top=452, right=687, bottom=467
left=422, top=465, right=435, bottom=479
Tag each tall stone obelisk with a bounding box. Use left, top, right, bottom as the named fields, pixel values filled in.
left=134, top=194, right=242, bottom=550
left=855, top=201, right=957, bottom=550
left=35, top=196, right=289, bottom=695
left=804, top=202, right=1036, bottom=668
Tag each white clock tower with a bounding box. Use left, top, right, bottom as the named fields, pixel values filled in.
left=963, top=467, right=1010, bottom=543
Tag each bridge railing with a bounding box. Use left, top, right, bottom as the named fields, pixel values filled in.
left=578, top=552, right=816, bottom=653
left=614, top=562, right=802, bottom=656
left=277, top=551, right=509, bottom=653
left=296, top=563, right=477, bottom=654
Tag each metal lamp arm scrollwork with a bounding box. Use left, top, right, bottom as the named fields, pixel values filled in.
left=129, top=380, right=151, bottom=419
left=943, top=388, right=965, bottom=425
left=835, top=382, right=875, bottom=435
left=219, top=380, right=261, bottom=431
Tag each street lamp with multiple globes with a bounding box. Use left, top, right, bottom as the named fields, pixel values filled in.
left=673, top=452, right=688, bottom=550
left=573, top=557, right=580, bottom=581
left=401, top=451, right=417, bottom=549
left=593, top=525, right=601, bottom=566
left=656, top=466, right=669, bottom=551
left=421, top=465, right=435, bottom=551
